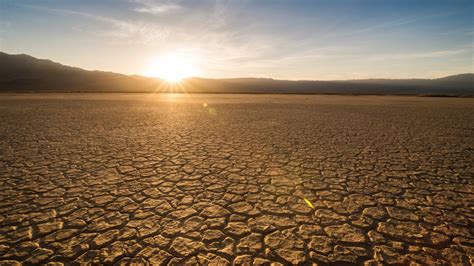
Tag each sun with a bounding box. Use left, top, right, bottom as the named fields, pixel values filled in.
left=143, top=53, right=198, bottom=82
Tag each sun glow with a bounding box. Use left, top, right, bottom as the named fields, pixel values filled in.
left=143, top=53, right=198, bottom=82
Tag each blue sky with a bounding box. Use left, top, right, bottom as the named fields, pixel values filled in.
left=1, top=0, right=472, bottom=79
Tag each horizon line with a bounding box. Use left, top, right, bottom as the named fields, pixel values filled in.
left=2, top=51, right=473, bottom=82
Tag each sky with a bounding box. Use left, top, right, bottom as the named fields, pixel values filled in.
left=1, top=0, right=473, bottom=80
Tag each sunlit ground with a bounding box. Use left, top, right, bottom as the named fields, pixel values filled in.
left=0, top=94, right=473, bottom=264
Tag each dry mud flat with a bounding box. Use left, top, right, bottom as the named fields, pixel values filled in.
left=0, top=93, right=473, bottom=265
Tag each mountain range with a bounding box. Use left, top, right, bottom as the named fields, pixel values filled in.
left=1, top=52, right=472, bottom=95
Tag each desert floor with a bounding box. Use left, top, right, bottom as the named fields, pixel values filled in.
left=0, top=93, right=473, bottom=265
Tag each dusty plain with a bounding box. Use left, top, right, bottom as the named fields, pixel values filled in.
left=0, top=93, right=473, bottom=265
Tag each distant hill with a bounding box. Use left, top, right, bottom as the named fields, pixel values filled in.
left=0, top=52, right=161, bottom=92
left=1, top=52, right=472, bottom=95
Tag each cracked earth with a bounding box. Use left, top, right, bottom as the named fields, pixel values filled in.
left=0, top=94, right=473, bottom=265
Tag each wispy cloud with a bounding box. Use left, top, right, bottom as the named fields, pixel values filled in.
left=132, top=0, right=181, bottom=15
left=134, top=4, right=180, bottom=14
left=21, top=4, right=169, bottom=44
left=369, top=48, right=468, bottom=61
left=338, top=10, right=462, bottom=39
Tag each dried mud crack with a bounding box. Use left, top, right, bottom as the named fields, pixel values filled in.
left=0, top=94, right=473, bottom=265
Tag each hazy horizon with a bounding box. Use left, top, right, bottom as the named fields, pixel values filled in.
left=1, top=0, right=473, bottom=81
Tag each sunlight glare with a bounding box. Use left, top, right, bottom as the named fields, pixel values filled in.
left=143, top=53, right=198, bottom=82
